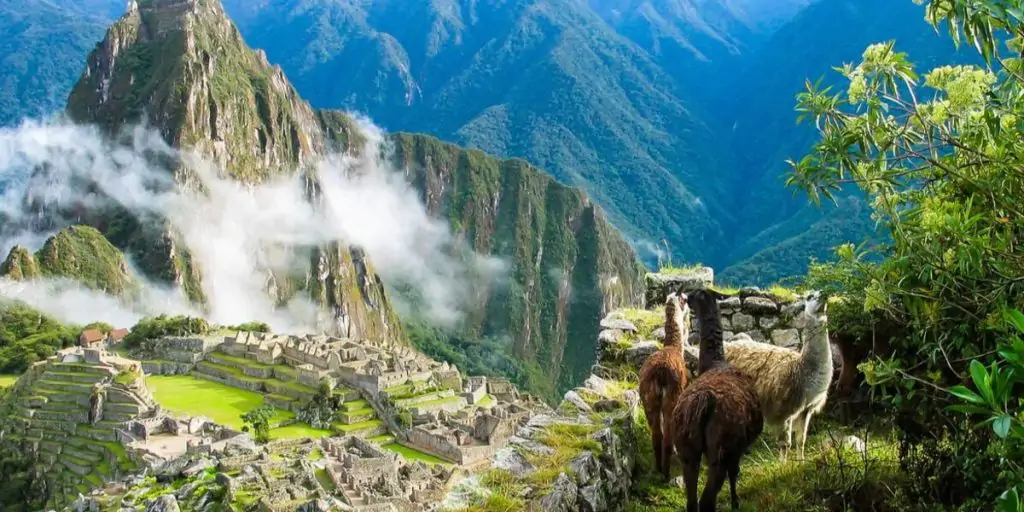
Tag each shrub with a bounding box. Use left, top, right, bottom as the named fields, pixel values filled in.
left=124, top=315, right=210, bottom=348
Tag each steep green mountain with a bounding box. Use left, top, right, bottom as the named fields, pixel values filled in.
left=0, top=225, right=135, bottom=297
left=717, top=0, right=972, bottom=284
left=11, top=0, right=645, bottom=398
left=0, top=0, right=120, bottom=126
left=221, top=0, right=734, bottom=266
left=385, top=132, right=644, bottom=396
left=61, top=0, right=401, bottom=341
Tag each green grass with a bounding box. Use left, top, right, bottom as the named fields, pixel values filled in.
left=412, top=395, right=464, bottom=409
left=334, top=419, right=383, bottom=433
left=656, top=264, right=706, bottom=276
left=0, top=374, right=19, bottom=388
left=145, top=375, right=320, bottom=439
left=766, top=285, right=799, bottom=302
left=306, top=448, right=324, bottom=462
left=314, top=468, right=335, bottom=491
left=477, top=394, right=496, bottom=407
left=382, top=443, right=453, bottom=465
left=367, top=434, right=395, bottom=444
left=627, top=418, right=909, bottom=511
left=620, top=308, right=665, bottom=339
left=268, top=423, right=332, bottom=440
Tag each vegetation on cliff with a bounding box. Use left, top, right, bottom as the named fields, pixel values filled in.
left=1, top=225, right=136, bottom=297
left=391, top=132, right=644, bottom=398
left=787, top=1, right=1024, bottom=506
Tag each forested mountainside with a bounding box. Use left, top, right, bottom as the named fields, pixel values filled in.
left=714, top=0, right=973, bottom=283
left=217, top=0, right=737, bottom=269
left=215, top=0, right=967, bottom=284
left=0, top=0, right=643, bottom=399
left=0, top=0, right=120, bottom=126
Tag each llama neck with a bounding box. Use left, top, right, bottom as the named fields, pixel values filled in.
left=800, top=321, right=831, bottom=368
left=663, top=312, right=687, bottom=348
left=696, top=312, right=725, bottom=373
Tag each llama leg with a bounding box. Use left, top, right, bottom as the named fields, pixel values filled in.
left=798, top=411, right=814, bottom=460
left=682, top=459, right=700, bottom=512
left=660, top=410, right=674, bottom=481
left=782, top=417, right=794, bottom=460
left=648, top=411, right=664, bottom=477
left=700, top=464, right=726, bottom=512
left=727, top=463, right=740, bottom=511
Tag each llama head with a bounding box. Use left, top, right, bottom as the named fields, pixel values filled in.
left=796, top=291, right=828, bottom=328
left=665, top=292, right=690, bottom=344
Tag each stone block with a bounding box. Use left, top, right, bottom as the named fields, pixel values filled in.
left=731, top=313, right=755, bottom=330
left=718, top=296, right=742, bottom=311
left=747, top=330, right=767, bottom=344
left=771, top=329, right=800, bottom=349
left=743, top=296, right=780, bottom=314
left=83, top=349, right=102, bottom=364
left=759, top=316, right=779, bottom=329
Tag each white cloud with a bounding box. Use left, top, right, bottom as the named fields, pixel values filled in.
left=0, top=117, right=506, bottom=333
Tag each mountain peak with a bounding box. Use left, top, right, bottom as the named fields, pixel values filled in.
left=68, top=0, right=321, bottom=182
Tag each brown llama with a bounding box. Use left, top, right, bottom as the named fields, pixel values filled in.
left=673, top=289, right=763, bottom=512
left=638, top=292, right=690, bottom=481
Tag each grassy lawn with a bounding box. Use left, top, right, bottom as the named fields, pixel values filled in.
left=382, top=443, right=453, bottom=465
left=145, top=375, right=326, bottom=439
left=0, top=374, right=19, bottom=388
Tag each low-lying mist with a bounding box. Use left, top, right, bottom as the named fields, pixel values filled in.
left=0, top=117, right=506, bottom=334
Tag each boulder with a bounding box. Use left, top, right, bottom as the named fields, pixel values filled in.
left=533, top=473, right=578, bottom=512
left=146, top=495, right=180, bottom=512
left=563, top=391, right=593, bottom=413
left=493, top=448, right=535, bottom=477
left=625, top=341, right=660, bottom=367
left=599, top=318, right=638, bottom=333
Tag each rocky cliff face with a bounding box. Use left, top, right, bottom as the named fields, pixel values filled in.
left=56, top=0, right=400, bottom=340
left=389, top=133, right=645, bottom=396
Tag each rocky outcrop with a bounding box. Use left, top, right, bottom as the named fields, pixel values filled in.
left=644, top=267, right=715, bottom=307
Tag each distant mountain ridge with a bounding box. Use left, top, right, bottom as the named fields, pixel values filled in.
left=0, top=0, right=971, bottom=288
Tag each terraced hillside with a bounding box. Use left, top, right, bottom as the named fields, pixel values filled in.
left=0, top=355, right=150, bottom=501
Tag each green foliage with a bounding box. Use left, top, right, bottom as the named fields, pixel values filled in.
left=403, top=320, right=555, bottom=402
left=124, top=315, right=210, bottom=348
left=789, top=4, right=1024, bottom=505
left=224, top=321, right=271, bottom=333
left=296, top=380, right=339, bottom=430
left=114, top=367, right=141, bottom=387
left=240, top=404, right=274, bottom=444
left=395, top=410, right=413, bottom=430
left=947, top=309, right=1024, bottom=510
left=0, top=0, right=114, bottom=126
left=0, top=302, right=78, bottom=373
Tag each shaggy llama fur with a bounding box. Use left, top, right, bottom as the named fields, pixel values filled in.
left=638, top=292, right=690, bottom=480
left=724, top=291, right=832, bottom=459
left=673, top=289, right=763, bottom=512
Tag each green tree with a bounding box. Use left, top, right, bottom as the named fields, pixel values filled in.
left=240, top=405, right=274, bottom=444
left=788, top=0, right=1024, bottom=506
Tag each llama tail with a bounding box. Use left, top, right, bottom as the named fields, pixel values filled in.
left=681, top=389, right=716, bottom=436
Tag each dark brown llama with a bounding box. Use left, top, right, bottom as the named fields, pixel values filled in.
left=638, top=292, right=690, bottom=481
left=672, top=289, right=764, bottom=512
